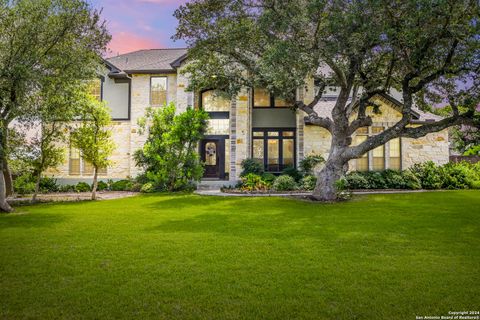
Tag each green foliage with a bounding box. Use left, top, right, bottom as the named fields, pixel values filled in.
left=59, top=184, right=76, bottom=193
left=410, top=162, right=444, bottom=189
left=134, top=103, right=208, bottom=192
left=13, top=173, right=36, bottom=195
left=401, top=170, right=422, bottom=190
left=39, top=177, right=59, bottom=193
left=240, top=158, right=264, bottom=177
left=272, top=175, right=297, bottom=191
left=75, top=182, right=91, bottom=193
left=240, top=173, right=268, bottom=192
left=300, top=175, right=317, bottom=191
left=140, top=183, right=156, bottom=193
left=299, top=155, right=325, bottom=176
left=344, top=172, right=370, bottom=189
left=110, top=180, right=131, bottom=192
left=281, top=166, right=302, bottom=182
left=95, top=181, right=109, bottom=191
left=261, top=173, right=276, bottom=185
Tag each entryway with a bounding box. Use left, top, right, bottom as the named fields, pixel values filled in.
left=200, top=138, right=225, bottom=179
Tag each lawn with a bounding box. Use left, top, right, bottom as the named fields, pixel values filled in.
left=0, top=191, right=479, bottom=319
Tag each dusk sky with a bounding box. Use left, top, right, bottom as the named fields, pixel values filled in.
left=89, top=0, right=188, bottom=57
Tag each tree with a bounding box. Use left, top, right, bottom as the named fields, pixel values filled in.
left=0, top=0, right=110, bottom=211
left=70, top=94, right=115, bottom=200
left=134, top=103, right=208, bottom=191
left=174, top=0, right=480, bottom=201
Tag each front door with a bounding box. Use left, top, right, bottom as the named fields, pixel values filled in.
left=201, top=139, right=225, bottom=179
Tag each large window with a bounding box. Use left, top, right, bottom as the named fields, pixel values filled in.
left=88, top=78, right=102, bottom=101
left=69, top=146, right=107, bottom=176
left=253, top=88, right=292, bottom=108
left=353, top=126, right=401, bottom=171
left=201, top=90, right=230, bottom=135
left=151, top=77, right=167, bottom=106
left=252, top=129, right=295, bottom=172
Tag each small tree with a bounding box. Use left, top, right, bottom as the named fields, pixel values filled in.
left=71, top=94, right=115, bottom=200
left=134, top=103, right=208, bottom=191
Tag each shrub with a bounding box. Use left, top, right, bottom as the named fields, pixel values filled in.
left=261, top=173, right=276, bottom=185
left=75, top=182, right=91, bottom=192
left=381, top=170, right=406, bottom=189
left=241, top=173, right=268, bottom=191
left=470, top=180, right=480, bottom=189
left=363, top=172, right=387, bottom=189
left=96, top=180, right=109, bottom=191
left=38, top=177, right=59, bottom=193
left=272, top=175, right=297, bottom=191
left=129, top=182, right=143, bottom=192
left=110, top=179, right=131, bottom=191
left=59, top=184, right=76, bottom=193
left=140, top=182, right=155, bottom=193
left=410, top=161, right=443, bottom=189
left=13, top=173, right=36, bottom=195
left=300, top=175, right=317, bottom=191
left=441, top=162, right=475, bottom=189
left=345, top=172, right=370, bottom=189
left=299, top=155, right=324, bottom=175
left=240, top=158, right=264, bottom=177
left=282, top=166, right=303, bottom=182
left=401, top=170, right=422, bottom=190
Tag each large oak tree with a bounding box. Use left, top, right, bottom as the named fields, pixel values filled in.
left=174, top=0, right=480, bottom=200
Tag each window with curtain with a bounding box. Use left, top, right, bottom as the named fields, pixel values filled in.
left=151, top=77, right=167, bottom=106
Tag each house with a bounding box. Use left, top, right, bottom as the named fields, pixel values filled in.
left=51, top=48, right=449, bottom=185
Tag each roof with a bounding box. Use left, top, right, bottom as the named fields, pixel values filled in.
left=308, top=92, right=442, bottom=125
left=106, top=48, right=187, bottom=73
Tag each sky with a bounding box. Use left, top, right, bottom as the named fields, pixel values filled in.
left=89, top=0, right=188, bottom=57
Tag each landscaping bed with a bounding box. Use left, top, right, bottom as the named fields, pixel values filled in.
left=7, top=191, right=138, bottom=204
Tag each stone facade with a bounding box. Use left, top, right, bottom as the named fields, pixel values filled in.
left=51, top=59, right=450, bottom=184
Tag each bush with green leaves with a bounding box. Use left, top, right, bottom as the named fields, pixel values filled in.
left=299, top=155, right=325, bottom=175
left=110, top=179, right=131, bottom=191
left=240, top=158, right=264, bottom=177
left=410, top=161, right=444, bottom=189
left=59, top=184, right=76, bottom=193
left=75, top=182, right=91, bottom=192
left=140, top=182, right=155, bottom=193
left=134, top=103, right=208, bottom=191
left=241, top=173, right=268, bottom=191
left=401, top=170, right=422, bottom=190
left=96, top=181, right=109, bottom=191
left=300, top=175, right=317, bottom=191
left=281, top=166, right=302, bottom=182
left=344, top=172, right=370, bottom=189
left=261, top=173, right=276, bottom=185
left=13, top=173, right=36, bottom=195
left=272, top=175, right=297, bottom=191
left=441, top=162, right=478, bottom=189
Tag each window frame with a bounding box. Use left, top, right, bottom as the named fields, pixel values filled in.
left=251, top=128, right=296, bottom=172
left=252, top=88, right=293, bottom=109
left=150, top=76, right=168, bottom=107
left=69, top=146, right=108, bottom=177
left=200, top=89, right=231, bottom=136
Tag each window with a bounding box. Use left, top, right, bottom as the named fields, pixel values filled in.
left=201, top=90, right=230, bottom=135
left=89, top=78, right=102, bottom=101
left=69, top=146, right=107, bottom=176
left=252, top=129, right=295, bottom=172
left=151, top=77, right=167, bottom=106
left=253, top=88, right=292, bottom=108
left=353, top=126, right=401, bottom=171
left=389, top=138, right=401, bottom=170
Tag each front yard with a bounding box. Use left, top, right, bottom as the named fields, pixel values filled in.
left=0, top=191, right=479, bottom=319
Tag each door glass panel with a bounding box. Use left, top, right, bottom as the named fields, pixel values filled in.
left=282, top=139, right=294, bottom=166
left=282, top=131, right=294, bottom=137
left=205, top=142, right=217, bottom=165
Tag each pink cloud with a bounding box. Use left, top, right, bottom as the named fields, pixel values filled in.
left=107, top=31, right=164, bottom=56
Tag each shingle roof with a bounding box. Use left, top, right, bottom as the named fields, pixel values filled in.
left=106, top=48, right=187, bottom=73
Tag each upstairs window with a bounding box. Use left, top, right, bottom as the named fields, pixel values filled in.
left=88, top=78, right=102, bottom=101
left=151, top=77, right=167, bottom=106
left=201, top=90, right=230, bottom=135
left=253, top=88, right=293, bottom=108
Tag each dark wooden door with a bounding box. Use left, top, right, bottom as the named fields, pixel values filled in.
left=201, top=139, right=224, bottom=179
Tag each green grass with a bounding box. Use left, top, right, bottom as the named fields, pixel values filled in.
left=0, top=191, right=479, bottom=319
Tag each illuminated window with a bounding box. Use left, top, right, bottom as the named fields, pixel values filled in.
left=253, top=88, right=292, bottom=107
left=89, top=78, right=102, bottom=101
left=353, top=135, right=369, bottom=171
left=69, top=147, right=81, bottom=175
left=252, top=128, right=295, bottom=172
left=151, top=77, right=167, bottom=106
left=69, top=146, right=107, bottom=176
left=389, top=138, right=401, bottom=170
left=201, top=90, right=230, bottom=112
left=372, top=145, right=385, bottom=171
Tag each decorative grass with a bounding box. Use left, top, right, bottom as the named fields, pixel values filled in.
left=1, top=191, right=479, bottom=319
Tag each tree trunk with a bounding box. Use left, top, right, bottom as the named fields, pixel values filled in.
left=3, top=160, right=13, bottom=197
left=32, top=172, right=41, bottom=203
left=92, top=166, right=98, bottom=200
left=0, top=170, right=13, bottom=213
left=312, top=157, right=348, bottom=201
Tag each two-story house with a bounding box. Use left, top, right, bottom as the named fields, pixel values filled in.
left=52, top=48, right=449, bottom=185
